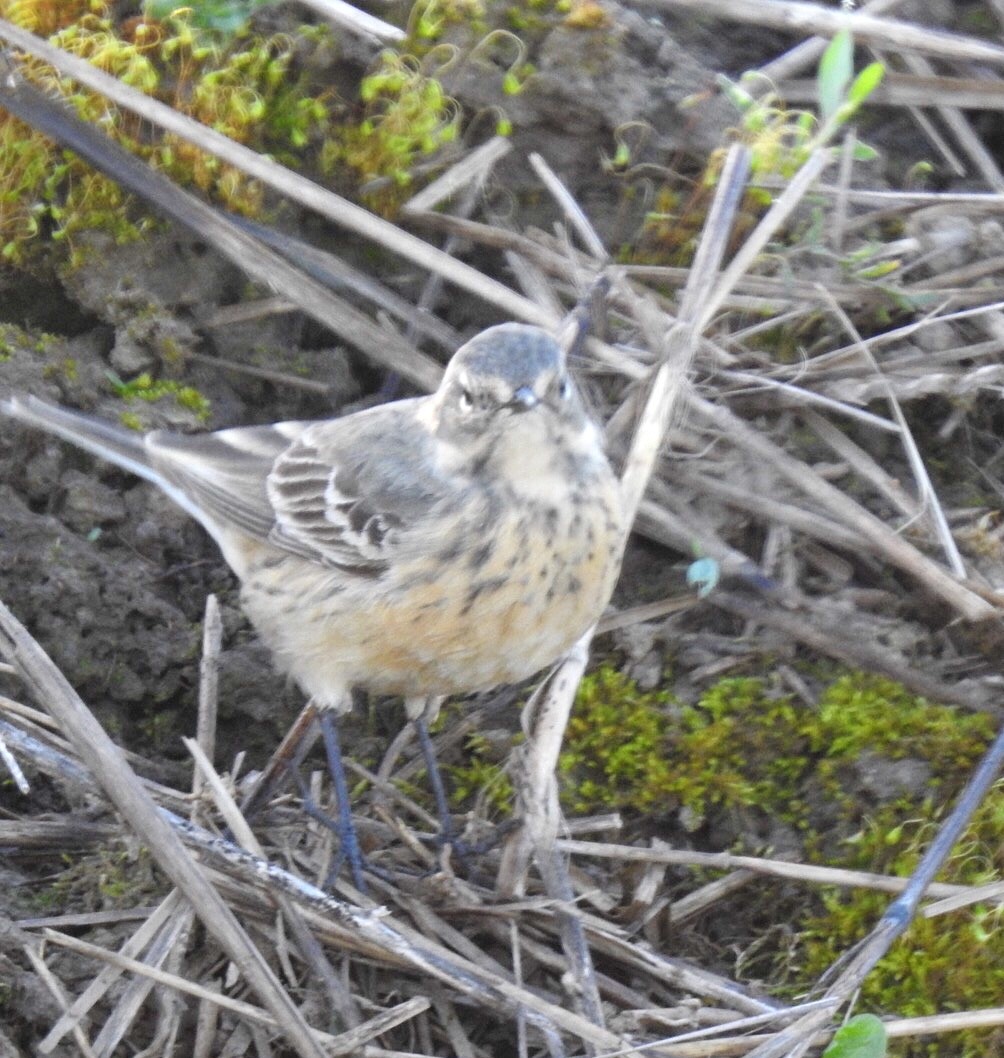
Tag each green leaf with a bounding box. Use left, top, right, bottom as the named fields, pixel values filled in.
left=818, top=29, right=854, bottom=120
left=848, top=61, right=885, bottom=105
left=853, top=142, right=879, bottom=161
left=823, top=1014, right=887, bottom=1058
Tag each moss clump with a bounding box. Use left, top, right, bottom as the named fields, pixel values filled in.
left=32, top=844, right=164, bottom=912
left=447, top=732, right=515, bottom=816
left=0, top=3, right=332, bottom=261
left=560, top=666, right=673, bottom=813
left=560, top=666, right=1001, bottom=1056
left=561, top=669, right=992, bottom=830
left=322, top=50, right=459, bottom=215
left=41, top=357, right=79, bottom=382
left=408, top=0, right=488, bottom=42
left=798, top=790, right=1004, bottom=1058
left=0, top=0, right=99, bottom=36
left=109, top=371, right=211, bottom=421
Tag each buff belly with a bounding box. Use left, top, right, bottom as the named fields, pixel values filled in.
left=238, top=486, right=622, bottom=707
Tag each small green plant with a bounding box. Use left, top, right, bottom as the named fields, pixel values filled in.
left=634, top=27, right=885, bottom=267
left=823, top=1015, right=887, bottom=1058
left=715, top=29, right=885, bottom=180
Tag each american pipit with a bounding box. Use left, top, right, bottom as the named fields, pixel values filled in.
left=4, top=322, right=624, bottom=884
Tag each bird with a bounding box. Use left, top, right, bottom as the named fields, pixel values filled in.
left=2, top=322, right=625, bottom=887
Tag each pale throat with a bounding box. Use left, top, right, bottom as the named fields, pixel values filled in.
left=488, top=417, right=599, bottom=500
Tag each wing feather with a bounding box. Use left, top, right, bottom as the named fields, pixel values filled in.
left=147, top=399, right=457, bottom=576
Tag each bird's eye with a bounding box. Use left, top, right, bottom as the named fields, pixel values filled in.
left=458, top=387, right=474, bottom=412
left=558, top=376, right=572, bottom=401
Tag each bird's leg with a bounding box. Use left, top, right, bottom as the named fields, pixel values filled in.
left=257, top=699, right=367, bottom=892
left=315, top=707, right=368, bottom=892
left=405, top=696, right=459, bottom=851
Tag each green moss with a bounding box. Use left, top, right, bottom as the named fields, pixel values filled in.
left=138, top=708, right=177, bottom=750
left=408, top=0, right=488, bottom=42
left=798, top=790, right=1004, bottom=1058
left=447, top=732, right=514, bottom=815
left=561, top=669, right=991, bottom=828
left=560, top=666, right=1000, bottom=1056
left=41, top=357, right=79, bottom=382
left=0, top=3, right=332, bottom=261
left=109, top=371, right=211, bottom=421
left=323, top=50, right=459, bottom=215
left=31, top=844, right=164, bottom=913
left=560, top=667, right=674, bottom=813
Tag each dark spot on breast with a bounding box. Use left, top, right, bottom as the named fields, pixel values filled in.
left=461, top=575, right=508, bottom=615
left=438, top=537, right=465, bottom=563
left=566, top=575, right=582, bottom=594
left=468, top=539, right=495, bottom=569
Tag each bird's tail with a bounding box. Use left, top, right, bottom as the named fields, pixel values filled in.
left=1, top=395, right=159, bottom=487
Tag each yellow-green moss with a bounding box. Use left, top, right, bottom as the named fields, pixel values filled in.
left=322, top=50, right=459, bottom=215
left=31, top=844, right=164, bottom=913
left=409, top=0, right=489, bottom=42
left=447, top=731, right=515, bottom=815
left=109, top=371, right=211, bottom=421
left=560, top=666, right=674, bottom=813
left=560, top=669, right=992, bottom=827
left=559, top=666, right=1001, bottom=1056
left=798, top=790, right=1004, bottom=1058
left=0, top=2, right=332, bottom=261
